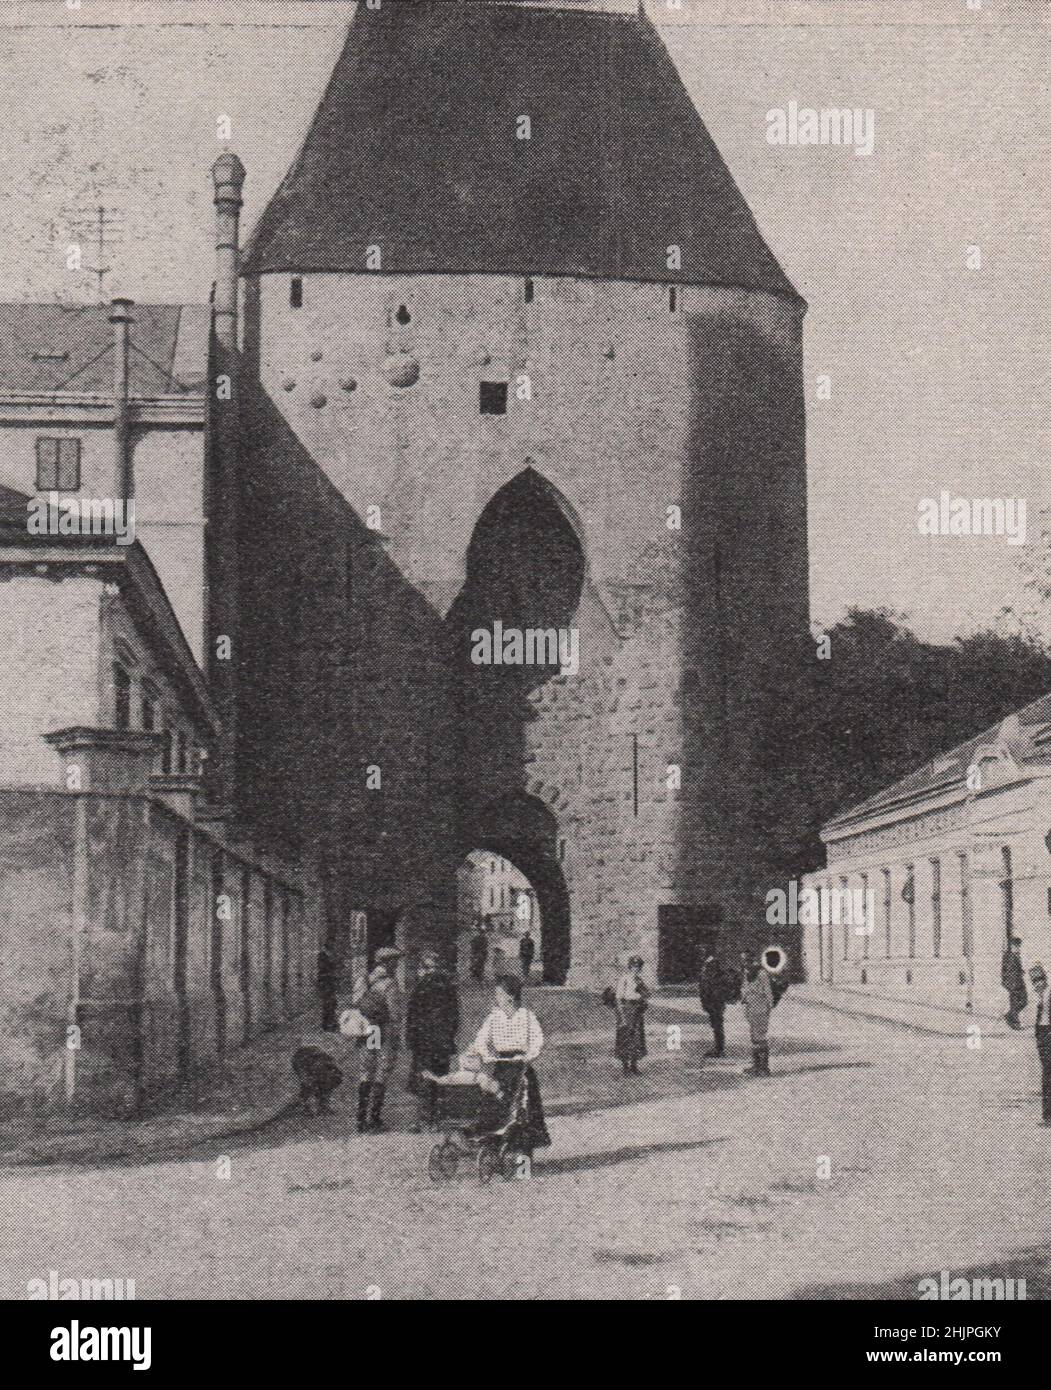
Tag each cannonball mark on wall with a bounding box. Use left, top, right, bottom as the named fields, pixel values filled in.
left=382, top=353, right=420, bottom=388
left=310, top=390, right=328, bottom=409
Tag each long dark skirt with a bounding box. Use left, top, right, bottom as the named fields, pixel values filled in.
left=474, top=1059, right=551, bottom=1153
left=615, top=1000, right=647, bottom=1062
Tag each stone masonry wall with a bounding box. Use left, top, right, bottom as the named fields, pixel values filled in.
left=236, top=270, right=808, bottom=984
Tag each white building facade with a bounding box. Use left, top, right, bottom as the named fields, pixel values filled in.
left=803, top=705, right=1051, bottom=1017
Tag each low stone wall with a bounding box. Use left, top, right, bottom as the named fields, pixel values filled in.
left=0, top=786, right=313, bottom=1120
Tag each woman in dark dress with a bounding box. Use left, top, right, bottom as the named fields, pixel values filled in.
left=614, top=955, right=649, bottom=1075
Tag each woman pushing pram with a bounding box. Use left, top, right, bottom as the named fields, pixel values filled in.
left=425, top=975, right=550, bottom=1183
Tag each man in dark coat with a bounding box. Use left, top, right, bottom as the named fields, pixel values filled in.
left=698, top=952, right=738, bottom=1059
left=1002, top=936, right=1027, bottom=1029
left=405, top=950, right=460, bottom=1132
left=519, top=929, right=536, bottom=982
left=317, top=941, right=340, bottom=1032
left=469, top=924, right=489, bottom=983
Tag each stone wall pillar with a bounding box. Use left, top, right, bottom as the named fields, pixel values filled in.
left=43, top=727, right=161, bottom=794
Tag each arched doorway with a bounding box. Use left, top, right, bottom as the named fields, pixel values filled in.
left=445, top=470, right=583, bottom=985
left=463, top=792, right=572, bottom=985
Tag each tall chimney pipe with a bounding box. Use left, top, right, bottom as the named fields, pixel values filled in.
left=110, top=296, right=133, bottom=502
left=212, top=152, right=246, bottom=350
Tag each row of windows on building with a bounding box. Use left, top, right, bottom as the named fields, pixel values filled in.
left=814, top=849, right=1015, bottom=962
left=485, top=884, right=519, bottom=913
left=112, top=654, right=202, bottom=777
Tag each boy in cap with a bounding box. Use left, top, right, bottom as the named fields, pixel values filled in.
left=354, top=947, right=403, bottom=1133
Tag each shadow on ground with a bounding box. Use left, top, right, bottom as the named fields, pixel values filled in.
left=536, top=1136, right=726, bottom=1176
left=1, top=988, right=851, bottom=1175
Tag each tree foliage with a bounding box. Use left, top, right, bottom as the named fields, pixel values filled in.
left=753, top=609, right=1051, bottom=878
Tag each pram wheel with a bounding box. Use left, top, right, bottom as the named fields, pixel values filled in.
left=477, top=1144, right=500, bottom=1186
left=428, top=1140, right=459, bottom=1182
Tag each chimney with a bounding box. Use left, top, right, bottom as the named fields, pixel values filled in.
left=211, top=152, right=246, bottom=350
left=110, top=296, right=133, bottom=501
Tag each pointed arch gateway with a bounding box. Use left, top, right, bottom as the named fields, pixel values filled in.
left=447, top=469, right=585, bottom=984
left=466, top=791, right=571, bottom=986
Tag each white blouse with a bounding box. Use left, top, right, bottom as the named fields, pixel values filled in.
left=471, top=1006, right=544, bottom=1062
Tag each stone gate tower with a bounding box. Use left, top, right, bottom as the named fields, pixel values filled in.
left=233, top=0, right=809, bottom=986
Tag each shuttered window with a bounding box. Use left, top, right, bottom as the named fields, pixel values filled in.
left=36, top=437, right=81, bottom=491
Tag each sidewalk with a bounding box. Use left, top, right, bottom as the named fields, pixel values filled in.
left=0, top=1010, right=333, bottom=1168
left=786, top=981, right=1012, bottom=1038
left=0, top=984, right=710, bottom=1168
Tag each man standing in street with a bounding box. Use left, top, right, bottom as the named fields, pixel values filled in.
left=317, top=940, right=340, bottom=1032
left=405, top=949, right=460, bottom=1132
left=698, top=951, right=737, bottom=1059
left=1002, top=935, right=1027, bottom=1029
left=740, top=954, right=774, bottom=1076
left=469, top=921, right=489, bottom=984
left=519, top=928, right=536, bottom=982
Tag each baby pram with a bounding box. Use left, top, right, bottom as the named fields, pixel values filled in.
left=427, top=1060, right=532, bottom=1185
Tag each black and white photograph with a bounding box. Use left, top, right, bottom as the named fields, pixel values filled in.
left=0, top=0, right=1047, bottom=1349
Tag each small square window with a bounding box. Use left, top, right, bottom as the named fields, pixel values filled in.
left=36, top=437, right=81, bottom=491
left=480, top=382, right=508, bottom=416
left=290, top=276, right=303, bottom=309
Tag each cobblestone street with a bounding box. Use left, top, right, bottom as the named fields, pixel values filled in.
left=3, top=991, right=1050, bottom=1301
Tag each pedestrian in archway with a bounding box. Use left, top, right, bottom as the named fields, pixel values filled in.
left=614, top=955, right=649, bottom=1075
left=355, top=947, right=403, bottom=1132
left=519, top=927, right=536, bottom=982
left=469, top=921, right=489, bottom=984
left=405, top=949, right=459, bottom=1132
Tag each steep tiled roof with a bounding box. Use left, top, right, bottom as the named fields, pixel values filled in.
left=825, top=693, right=1051, bottom=832
left=0, top=303, right=209, bottom=396
left=243, top=0, right=799, bottom=300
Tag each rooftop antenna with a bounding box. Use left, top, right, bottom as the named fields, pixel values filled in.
left=63, top=203, right=126, bottom=305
